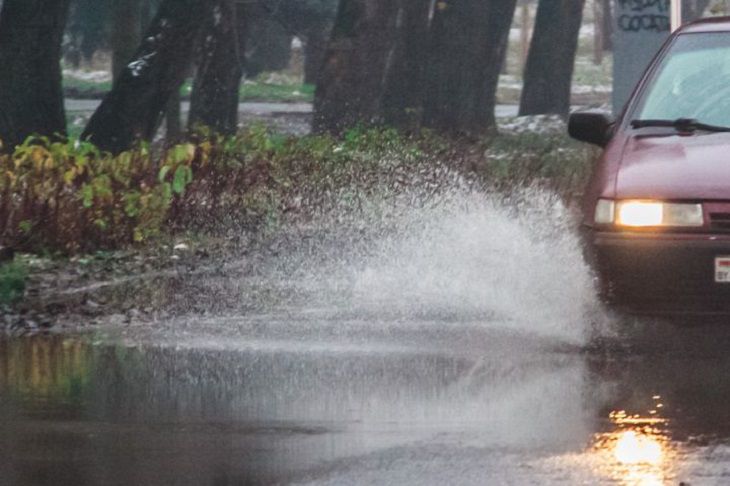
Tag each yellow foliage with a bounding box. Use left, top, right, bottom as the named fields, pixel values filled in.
left=0, top=136, right=197, bottom=253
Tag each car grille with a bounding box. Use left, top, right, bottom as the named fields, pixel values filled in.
left=709, top=212, right=730, bottom=232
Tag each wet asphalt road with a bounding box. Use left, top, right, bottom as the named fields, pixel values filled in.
left=63, top=100, right=522, bottom=118
left=1, top=315, right=730, bottom=485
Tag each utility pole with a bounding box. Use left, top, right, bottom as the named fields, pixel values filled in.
left=671, top=0, right=682, bottom=31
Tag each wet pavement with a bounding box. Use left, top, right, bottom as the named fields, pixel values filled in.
left=2, top=187, right=729, bottom=484
left=63, top=100, right=523, bottom=118
left=2, top=316, right=730, bottom=485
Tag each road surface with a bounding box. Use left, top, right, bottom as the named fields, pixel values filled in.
left=64, top=99, right=522, bottom=118
left=2, top=313, right=730, bottom=485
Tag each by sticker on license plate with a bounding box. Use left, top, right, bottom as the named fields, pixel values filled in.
left=716, top=257, right=730, bottom=283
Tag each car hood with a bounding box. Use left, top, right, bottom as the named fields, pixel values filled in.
left=616, top=132, right=730, bottom=200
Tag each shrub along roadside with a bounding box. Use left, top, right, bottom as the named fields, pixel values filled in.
left=0, top=125, right=593, bottom=256
left=1, top=136, right=195, bottom=253
left=0, top=127, right=432, bottom=254
left=0, top=261, right=26, bottom=305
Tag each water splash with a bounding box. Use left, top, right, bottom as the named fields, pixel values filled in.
left=251, top=182, right=603, bottom=345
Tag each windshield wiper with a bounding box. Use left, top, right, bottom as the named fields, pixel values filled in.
left=630, top=118, right=730, bottom=132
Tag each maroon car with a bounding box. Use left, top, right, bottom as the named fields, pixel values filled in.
left=569, top=18, right=730, bottom=314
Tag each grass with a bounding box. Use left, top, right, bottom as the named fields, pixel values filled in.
left=63, top=74, right=315, bottom=103
left=485, top=124, right=598, bottom=196
left=0, top=261, right=27, bottom=305
left=62, top=76, right=112, bottom=97
left=66, top=113, right=89, bottom=140
left=180, top=78, right=314, bottom=103
left=240, top=81, right=314, bottom=103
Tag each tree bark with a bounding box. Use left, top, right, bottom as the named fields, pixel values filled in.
left=593, top=0, right=603, bottom=65
left=601, top=0, right=612, bottom=51
left=518, top=0, right=585, bottom=117
left=381, top=0, right=432, bottom=130
left=303, top=22, right=332, bottom=85
left=165, top=89, right=182, bottom=143
left=245, top=12, right=292, bottom=77
left=0, top=0, right=71, bottom=150
left=188, top=0, right=243, bottom=134
left=313, top=0, right=401, bottom=133
left=111, top=0, right=143, bottom=81
left=422, top=0, right=517, bottom=135
left=82, top=0, right=208, bottom=153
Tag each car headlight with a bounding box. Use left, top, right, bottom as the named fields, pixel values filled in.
left=617, top=201, right=664, bottom=226
left=594, top=199, right=703, bottom=227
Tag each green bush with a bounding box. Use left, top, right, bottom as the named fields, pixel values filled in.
left=0, top=128, right=429, bottom=253
left=0, top=261, right=26, bottom=304
left=0, top=136, right=195, bottom=252
left=174, top=125, right=430, bottom=232
left=0, top=125, right=592, bottom=255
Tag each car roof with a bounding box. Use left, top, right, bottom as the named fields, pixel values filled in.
left=679, top=16, right=730, bottom=33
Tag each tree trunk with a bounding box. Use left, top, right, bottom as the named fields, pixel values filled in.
left=111, top=0, right=143, bottom=81
left=165, top=89, right=181, bottom=143
left=601, top=0, right=612, bottom=51
left=518, top=0, right=585, bottom=117
left=0, top=0, right=71, bottom=150
left=593, top=0, right=603, bottom=65
left=188, top=0, right=243, bottom=134
left=235, top=0, right=248, bottom=71
left=303, top=23, right=332, bottom=85
left=245, top=12, right=292, bottom=77
left=422, top=0, right=517, bottom=135
left=313, top=0, right=401, bottom=134
left=381, top=0, right=432, bottom=130
left=82, top=0, right=208, bottom=153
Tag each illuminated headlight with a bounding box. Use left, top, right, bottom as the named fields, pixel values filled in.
left=617, top=201, right=664, bottom=226
left=594, top=199, right=704, bottom=227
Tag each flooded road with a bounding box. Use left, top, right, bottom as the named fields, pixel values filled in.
left=3, top=189, right=730, bottom=485
left=2, top=319, right=730, bottom=485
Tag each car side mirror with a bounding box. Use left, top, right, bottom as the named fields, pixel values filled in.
left=568, top=111, right=615, bottom=147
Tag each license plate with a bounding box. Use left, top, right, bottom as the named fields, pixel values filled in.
left=716, top=257, right=730, bottom=283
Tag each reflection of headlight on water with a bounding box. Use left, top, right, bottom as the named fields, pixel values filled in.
left=542, top=409, right=675, bottom=485
left=614, top=430, right=663, bottom=465
left=591, top=410, right=673, bottom=486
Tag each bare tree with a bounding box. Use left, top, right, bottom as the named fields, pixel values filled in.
left=0, top=0, right=71, bottom=149
left=422, top=0, right=517, bottom=135
left=601, top=0, right=612, bottom=51
left=518, top=0, right=585, bottom=117
left=303, top=22, right=332, bottom=84
left=188, top=0, right=244, bottom=134
left=313, top=0, right=400, bottom=133
left=111, top=0, right=144, bottom=81
left=381, top=0, right=432, bottom=130
left=83, top=0, right=208, bottom=153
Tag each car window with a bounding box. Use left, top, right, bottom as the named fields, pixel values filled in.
left=635, top=33, right=730, bottom=127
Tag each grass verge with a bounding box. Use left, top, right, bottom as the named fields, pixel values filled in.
left=0, top=261, right=27, bottom=305
left=1, top=123, right=594, bottom=256
left=63, top=75, right=315, bottom=103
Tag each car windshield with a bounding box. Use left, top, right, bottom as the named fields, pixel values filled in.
left=633, top=33, right=730, bottom=127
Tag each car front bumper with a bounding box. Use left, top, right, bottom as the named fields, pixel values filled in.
left=591, top=230, right=730, bottom=314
